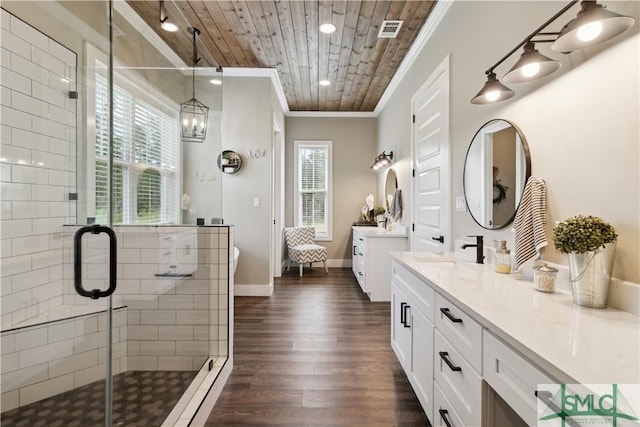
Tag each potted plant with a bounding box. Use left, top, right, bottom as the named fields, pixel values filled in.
left=552, top=215, right=618, bottom=308
left=373, top=206, right=386, bottom=228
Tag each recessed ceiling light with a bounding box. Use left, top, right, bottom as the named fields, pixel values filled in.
left=161, top=21, right=178, bottom=32
left=210, top=79, right=222, bottom=85
left=319, top=80, right=331, bottom=86
left=319, top=23, right=336, bottom=34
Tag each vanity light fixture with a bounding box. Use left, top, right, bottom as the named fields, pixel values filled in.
left=371, top=151, right=393, bottom=170
left=471, top=0, right=634, bottom=105
left=159, top=0, right=178, bottom=32
left=503, top=42, right=561, bottom=83
left=471, top=72, right=515, bottom=105
left=180, top=27, right=209, bottom=143
left=551, top=1, right=635, bottom=53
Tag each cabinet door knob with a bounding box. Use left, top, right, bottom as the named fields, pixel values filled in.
left=439, top=351, right=462, bottom=372
left=440, top=307, right=463, bottom=323
left=439, top=409, right=453, bottom=427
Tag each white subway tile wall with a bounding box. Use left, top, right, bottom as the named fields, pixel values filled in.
left=1, top=226, right=232, bottom=411
left=1, top=9, right=77, bottom=328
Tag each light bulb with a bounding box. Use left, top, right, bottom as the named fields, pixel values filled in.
left=319, top=80, right=331, bottom=86
left=485, top=90, right=500, bottom=102
left=577, top=21, right=603, bottom=42
left=192, top=118, right=197, bottom=126
left=183, top=119, right=188, bottom=126
left=161, top=21, right=178, bottom=32
left=521, top=62, right=540, bottom=78
left=210, top=79, right=222, bottom=85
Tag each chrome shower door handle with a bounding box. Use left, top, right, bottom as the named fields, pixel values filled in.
left=74, top=224, right=118, bottom=299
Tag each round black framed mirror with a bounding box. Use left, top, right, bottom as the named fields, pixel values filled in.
left=463, top=119, right=531, bottom=229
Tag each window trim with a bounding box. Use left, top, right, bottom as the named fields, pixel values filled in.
left=293, top=140, right=333, bottom=241
left=85, top=43, right=181, bottom=224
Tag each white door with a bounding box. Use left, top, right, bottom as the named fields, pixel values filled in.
left=412, top=56, right=450, bottom=252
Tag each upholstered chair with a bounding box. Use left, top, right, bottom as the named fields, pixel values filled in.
left=283, top=227, right=328, bottom=277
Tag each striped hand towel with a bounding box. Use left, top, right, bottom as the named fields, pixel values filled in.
left=512, top=177, right=548, bottom=271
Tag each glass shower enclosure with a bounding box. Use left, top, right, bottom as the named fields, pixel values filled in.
left=1, top=1, right=230, bottom=425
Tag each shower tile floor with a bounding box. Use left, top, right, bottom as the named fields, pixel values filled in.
left=1, top=370, right=197, bottom=427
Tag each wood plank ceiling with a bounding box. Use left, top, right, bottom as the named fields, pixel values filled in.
left=127, top=1, right=437, bottom=112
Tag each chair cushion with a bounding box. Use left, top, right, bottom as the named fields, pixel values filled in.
left=289, top=244, right=327, bottom=264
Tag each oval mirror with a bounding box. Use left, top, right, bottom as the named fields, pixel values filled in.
left=463, top=119, right=531, bottom=229
left=384, top=168, right=398, bottom=209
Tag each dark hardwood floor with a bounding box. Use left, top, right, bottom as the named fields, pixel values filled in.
left=205, top=267, right=430, bottom=427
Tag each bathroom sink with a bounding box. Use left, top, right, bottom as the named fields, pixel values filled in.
left=414, top=255, right=456, bottom=263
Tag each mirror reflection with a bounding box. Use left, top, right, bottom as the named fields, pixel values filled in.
left=463, top=119, right=531, bottom=229
left=385, top=168, right=398, bottom=209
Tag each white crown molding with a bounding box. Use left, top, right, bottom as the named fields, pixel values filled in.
left=373, top=0, right=455, bottom=116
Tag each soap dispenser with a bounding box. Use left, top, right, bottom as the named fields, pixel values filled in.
left=494, top=240, right=511, bottom=274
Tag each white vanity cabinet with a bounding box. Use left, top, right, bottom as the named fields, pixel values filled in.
left=390, top=253, right=640, bottom=427
left=352, top=227, right=408, bottom=301
left=391, top=262, right=435, bottom=421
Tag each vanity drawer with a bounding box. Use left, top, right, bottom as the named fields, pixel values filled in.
left=434, top=330, right=482, bottom=427
left=392, top=261, right=435, bottom=322
left=483, top=330, right=554, bottom=427
left=433, top=381, right=466, bottom=427
left=435, top=292, right=482, bottom=372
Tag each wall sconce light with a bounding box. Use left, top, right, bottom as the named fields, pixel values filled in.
left=159, top=0, right=178, bottom=32
left=371, top=151, right=393, bottom=170
left=180, top=27, right=209, bottom=143
left=471, top=0, right=634, bottom=105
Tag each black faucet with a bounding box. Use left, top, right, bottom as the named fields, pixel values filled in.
left=462, top=235, right=484, bottom=264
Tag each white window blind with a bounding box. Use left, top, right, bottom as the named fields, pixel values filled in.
left=94, top=72, right=178, bottom=224
left=294, top=141, right=332, bottom=240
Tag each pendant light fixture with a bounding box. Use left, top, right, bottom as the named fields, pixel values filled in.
left=503, top=42, right=561, bottom=83
left=551, top=1, right=635, bottom=53
left=159, top=0, right=178, bottom=32
left=471, top=0, right=634, bottom=105
left=181, top=27, right=209, bottom=143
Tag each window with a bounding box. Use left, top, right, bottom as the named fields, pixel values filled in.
left=93, top=65, right=178, bottom=224
left=294, top=141, right=332, bottom=241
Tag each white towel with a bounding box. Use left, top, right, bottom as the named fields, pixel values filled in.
left=512, top=177, right=547, bottom=271
left=388, top=189, right=402, bottom=222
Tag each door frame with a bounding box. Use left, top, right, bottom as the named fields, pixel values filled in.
left=410, top=55, right=451, bottom=251
left=271, top=114, right=285, bottom=277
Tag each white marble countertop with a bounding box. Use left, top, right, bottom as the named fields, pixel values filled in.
left=390, top=251, right=640, bottom=386
left=353, top=226, right=408, bottom=238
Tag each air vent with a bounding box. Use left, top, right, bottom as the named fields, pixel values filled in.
left=378, top=20, right=403, bottom=38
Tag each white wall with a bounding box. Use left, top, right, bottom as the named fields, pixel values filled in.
left=285, top=117, right=377, bottom=263
left=181, top=77, right=223, bottom=225
left=378, top=1, right=640, bottom=283
left=222, top=76, right=284, bottom=295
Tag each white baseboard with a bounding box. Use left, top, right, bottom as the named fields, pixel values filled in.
left=235, top=282, right=274, bottom=297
